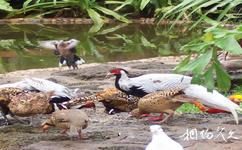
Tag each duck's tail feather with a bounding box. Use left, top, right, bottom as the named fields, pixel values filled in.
left=184, top=84, right=241, bottom=124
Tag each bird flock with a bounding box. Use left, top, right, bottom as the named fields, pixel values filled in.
left=0, top=40, right=241, bottom=149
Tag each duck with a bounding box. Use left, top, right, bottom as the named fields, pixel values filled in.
left=39, top=39, right=85, bottom=69
left=42, top=109, right=89, bottom=140
left=146, top=125, right=184, bottom=150
left=107, top=68, right=242, bottom=124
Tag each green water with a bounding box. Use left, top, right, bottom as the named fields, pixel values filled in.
left=0, top=23, right=202, bottom=73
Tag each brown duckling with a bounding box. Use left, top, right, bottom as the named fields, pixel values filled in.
left=42, top=109, right=89, bottom=140
left=131, top=89, right=191, bottom=123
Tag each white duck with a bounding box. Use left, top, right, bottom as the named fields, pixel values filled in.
left=146, top=125, right=184, bottom=150
left=108, top=68, right=242, bottom=124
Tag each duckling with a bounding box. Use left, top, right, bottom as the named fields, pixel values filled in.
left=131, top=89, right=191, bottom=123
left=39, top=39, right=85, bottom=69
left=42, top=109, right=89, bottom=140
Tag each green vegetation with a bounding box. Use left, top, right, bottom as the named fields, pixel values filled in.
left=0, top=0, right=242, bottom=92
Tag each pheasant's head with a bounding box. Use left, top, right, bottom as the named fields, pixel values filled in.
left=106, top=68, right=129, bottom=78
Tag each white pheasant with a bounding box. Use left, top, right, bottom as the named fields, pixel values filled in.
left=146, top=125, right=184, bottom=150
left=108, top=68, right=242, bottom=124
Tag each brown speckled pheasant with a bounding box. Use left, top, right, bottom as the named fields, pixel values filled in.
left=42, top=109, right=89, bottom=140
left=8, top=91, right=54, bottom=117
left=0, top=87, right=24, bottom=124
left=131, top=89, right=192, bottom=123
left=66, top=88, right=140, bottom=114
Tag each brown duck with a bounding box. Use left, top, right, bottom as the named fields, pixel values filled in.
left=42, top=109, right=89, bottom=140
left=131, top=89, right=192, bottom=123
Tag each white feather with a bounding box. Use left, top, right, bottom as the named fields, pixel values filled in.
left=61, top=39, right=79, bottom=50
left=0, top=81, right=35, bottom=91
left=38, top=40, right=61, bottom=50
left=118, top=71, right=192, bottom=93
left=24, top=78, right=75, bottom=98
left=75, top=58, right=85, bottom=65
left=146, top=125, right=184, bottom=150
left=184, top=84, right=242, bottom=124
left=38, top=39, right=79, bottom=50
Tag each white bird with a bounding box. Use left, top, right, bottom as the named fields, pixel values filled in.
left=39, top=39, right=85, bottom=69
left=146, top=125, right=184, bottom=150
left=108, top=68, right=242, bottom=124
left=0, top=77, right=76, bottom=104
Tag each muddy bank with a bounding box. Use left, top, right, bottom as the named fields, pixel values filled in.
left=0, top=56, right=242, bottom=150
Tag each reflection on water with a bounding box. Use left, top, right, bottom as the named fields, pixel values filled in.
left=0, top=23, right=202, bottom=73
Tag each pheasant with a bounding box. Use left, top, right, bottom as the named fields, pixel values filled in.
left=65, top=88, right=140, bottom=114
left=108, top=68, right=242, bottom=124
left=131, top=89, right=193, bottom=122
left=0, top=78, right=76, bottom=124
left=42, top=109, right=89, bottom=140
left=0, top=87, right=24, bottom=124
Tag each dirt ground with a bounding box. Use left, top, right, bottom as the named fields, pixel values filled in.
left=0, top=56, right=242, bottom=150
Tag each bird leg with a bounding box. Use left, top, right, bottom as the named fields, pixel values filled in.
left=155, top=111, right=174, bottom=123
left=61, top=128, right=69, bottom=134
left=140, top=113, right=152, bottom=118
left=148, top=113, right=164, bottom=122
left=78, top=129, right=82, bottom=140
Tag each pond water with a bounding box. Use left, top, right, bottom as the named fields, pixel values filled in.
left=0, top=23, right=202, bottom=73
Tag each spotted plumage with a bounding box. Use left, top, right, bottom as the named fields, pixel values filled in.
left=131, top=89, right=191, bottom=122
left=65, top=88, right=140, bottom=113
left=8, top=91, right=54, bottom=117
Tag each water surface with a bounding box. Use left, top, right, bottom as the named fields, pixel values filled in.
left=0, top=23, right=202, bottom=73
